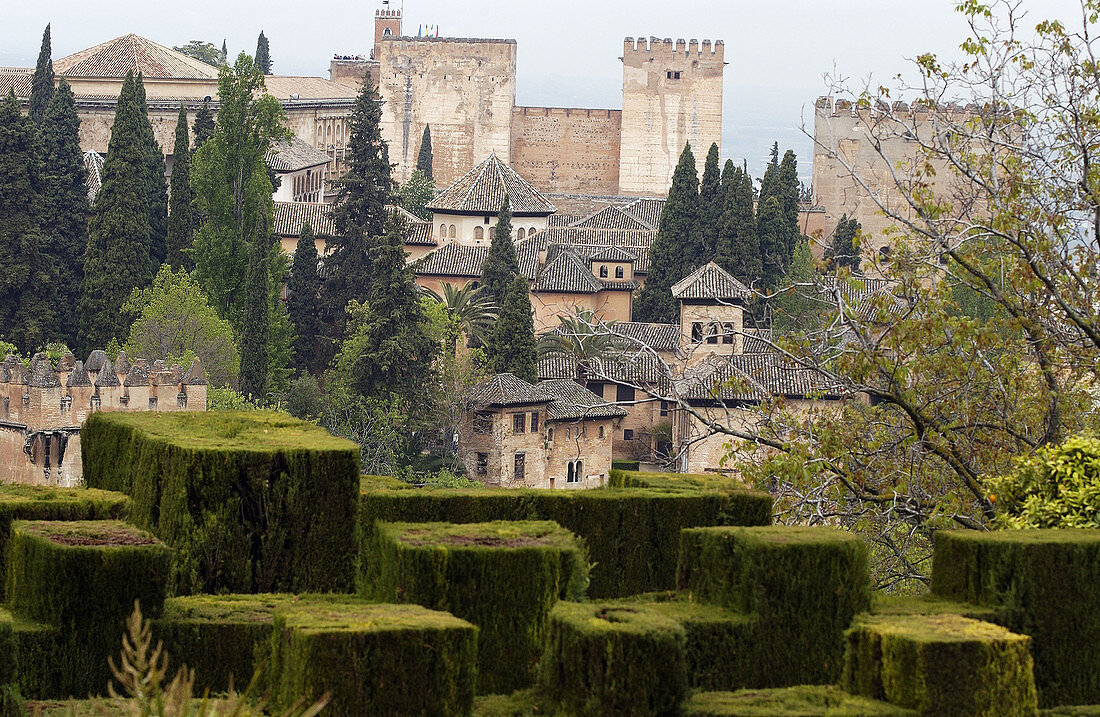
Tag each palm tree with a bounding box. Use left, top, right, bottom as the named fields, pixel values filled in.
left=423, top=282, right=498, bottom=354
left=537, top=309, right=618, bottom=385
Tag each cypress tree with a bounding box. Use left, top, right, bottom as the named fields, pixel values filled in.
left=192, top=98, right=215, bottom=149
left=698, top=142, right=722, bottom=260
left=479, top=197, right=518, bottom=306
left=0, top=91, right=55, bottom=353
left=416, top=124, right=433, bottom=181
left=287, top=221, right=321, bottom=372
left=239, top=228, right=270, bottom=399
left=220, top=40, right=228, bottom=66
left=134, top=74, right=169, bottom=272
left=825, top=214, right=862, bottom=273
left=714, top=160, right=761, bottom=286
left=80, top=73, right=152, bottom=352
left=633, top=142, right=700, bottom=323
left=488, top=274, right=537, bottom=383
left=255, top=31, right=272, bottom=74
left=167, top=106, right=195, bottom=269
left=29, top=25, right=54, bottom=123
left=40, top=80, right=89, bottom=346
left=777, top=149, right=801, bottom=263
left=757, top=195, right=785, bottom=289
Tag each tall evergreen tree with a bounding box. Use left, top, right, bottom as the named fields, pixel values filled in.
left=757, top=195, right=785, bottom=289
left=40, top=80, right=89, bottom=346
left=29, top=25, right=54, bottom=123
left=255, top=32, right=272, bottom=74
left=825, top=214, right=862, bottom=273
left=698, top=142, right=722, bottom=259
left=192, top=98, right=215, bottom=149
left=322, top=70, right=392, bottom=351
left=488, top=274, right=537, bottom=382
left=239, top=228, right=270, bottom=399
left=714, top=160, right=761, bottom=286
left=266, top=242, right=295, bottom=394
left=134, top=74, right=169, bottom=272
left=220, top=40, right=228, bottom=66
left=80, top=74, right=152, bottom=352
left=479, top=197, right=518, bottom=306
left=416, top=124, right=433, bottom=181
left=287, top=221, right=321, bottom=372
left=633, top=142, right=700, bottom=323
left=777, top=149, right=802, bottom=263
left=167, top=106, right=195, bottom=269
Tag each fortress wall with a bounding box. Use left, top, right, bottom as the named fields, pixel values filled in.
left=377, top=37, right=517, bottom=186
left=510, top=106, right=622, bottom=195
left=330, top=58, right=380, bottom=88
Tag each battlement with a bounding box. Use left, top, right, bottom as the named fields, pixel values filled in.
left=814, top=95, right=986, bottom=122
left=623, top=36, right=723, bottom=57
left=381, top=35, right=518, bottom=45
left=375, top=7, right=401, bottom=18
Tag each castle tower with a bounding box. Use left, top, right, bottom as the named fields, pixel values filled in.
left=374, top=5, right=403, bottom=60
left=618, top=37, right=725, bottom=196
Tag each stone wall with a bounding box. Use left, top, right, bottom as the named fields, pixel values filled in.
left=329, top=57, right=379, bottom=88
left=509, top=107, right=622, bottom=195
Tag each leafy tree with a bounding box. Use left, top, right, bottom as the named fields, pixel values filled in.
left=0, top=91, right=55, bottom=353
left=487, top=274, right=537, bottom=382
left=192, top=98, right=215, bottom=149
left=238, top=229, right=270, bottom=399
left=122, top=264, right=239, bottom=387
left=255, top=32, right=272, bottom=74
left=394, top=169, right=435, bottom=220
left=287, top=221, right=322, bottom=372
left=29, top=24, right=54, bottom=123
left=39, top=80, right=89, bottom=346
left=423, top=282, right=497, bottom=355
left=634, top=142, right=700, bottom=323
left=479, top=197, right=518, bottom=305
left=416, top=124, right=433, bottom=181
left=133, top=74, right=169, bottom=272
left=166, top=106, right=195, bottom=270
left=698, top=142, right=722, bottom=259
left=172, top=40, right=223, bottom=67
left=80, top=74, right=152, bottom=352
left=714, top=160, right=760, bottom=286
left=825, top=214, right=861, bottom=273
left=988, top=435, right=1100, bottom=529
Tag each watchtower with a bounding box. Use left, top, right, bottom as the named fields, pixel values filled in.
left=374, top=5, right=403, bottom=59
left=619, top=37, right=725, bottom=196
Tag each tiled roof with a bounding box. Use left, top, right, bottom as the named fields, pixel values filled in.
left=273, top=202, right=337, bottom=238
left=415, top=242, right=489, bottom=277
left=612, top=322, right=680, bottom=353
left=572, top=205, right=655, bottom=231
left=541, top=227, right=655, bottom=248
left=262, top=75, right=360, bottom=101
left=620, top=197, right=666, bottom=229
left=825, top=276, right=905, bottom=322
left=538, top=353, right=671, bottom=389
left=514, top=237, right=542, bottom=279
left=742, top=328, right=775, bottom=354
left=548, top=214, right=580, bottom=227
left=470, top=373, right=548, bottom=407
left=537, top=379, right=628, bottom=421
left=543, top=241, right=650, bottom=275
left=427, top=153, right=556, bottom=216
left=591, top=245, right=638, bottom=262
left=532, top=251, right=603, bottom=294
left=266, top=137, right=331, bottom=172
left=677, top=353, right=845, bottom=402
left=0, top=69, right=31, bottom=98
left=84, top=151, right=104, bottom=206
left=672, top=262, right=752, bottom=301
left=55, top=34, right=220, bottom=80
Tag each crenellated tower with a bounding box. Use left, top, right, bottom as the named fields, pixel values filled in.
left=374, top=6, right=403, bottom=60
left=618, top=37, right=725, bottom=196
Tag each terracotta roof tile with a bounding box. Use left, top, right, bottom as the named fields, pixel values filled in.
left=678, top=353, right=844, bottom=402
left=537, top=379, right=627, bottom=421
left=620, top=197, right=666, bottom=229
left=273, top=202, right=337, bottom=238
left=470, top=373, right=547, bottom=407
left=0, top=69, right=31, bottom=98
left=415, top=242, right=489, bottom=277
left=612, top=322, right=680, bottom=352
left=572, top=204, right=655, bottom=231
left=427, top=153, right=555, bottom=216
left=537, top=353, right=671, bottom=389
left=266, top=137, right=331, bottom=172
left=672, top=262, right=752, bottom=301
left=532, top=251, right=602, bottom=294
left=55, top=34, right=220, bottom=80
left=591, top=245, right=638, bottom=262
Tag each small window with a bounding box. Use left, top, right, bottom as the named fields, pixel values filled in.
left=567, top=460, right=583, bottom=483
left=530, top=412, right=539, bottom=433
left=383, top=27, right=392, bottom=36
left=615, top=266, right=624, bottom=278
left=566, top=427, right=572, bottom=439
left=528, top=227, right=537, bottom=236
left=660, top=400, right=669, bottom=417
left=474, top=412, right=493, bottom=434
left=514, top=452, right=526, bottom=481
left=599, top=265, right=608, bottom=278
left=623, top=429, right=635, bottom=441
left=616, top=384, right=635, bottom=403
left=513, top=413, right=526, bottom=433
left=547, top=427, right=554, bottom=441
left=723, top=323, right=735, bottom=345
left=475, top=225, right=484, bottom=241
left=476, top=452, right=488, bottom=475
left=438, top=223, right=445, bottom=237
left=484, top=216, right=491, bottom=224
left=598, top=425, right=604, bottom=438
left=692, top=322, right=703, bottom=342
left=518, top=228, right=526, bottom=240
left=449, top=224, right=457, bottom=238
left=706, top=323, right=719, bottom=344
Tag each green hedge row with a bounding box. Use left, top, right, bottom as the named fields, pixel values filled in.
left=0, top=610, right=20, bottom=717
left=843, top=613, right=1037, bottom=716
left=682, top=686, right=916, bottom=716
left=931, top=529, right=1100, bottom=707
left=539, top=601, right=688, bottom=717
left=360, top=474, right=770, bottom=598
left=82, top=411, right=361, bottom=595
left=678, top=526, right=871, bottom=686
left=362, top=520, right=587, bottom=694
left=268, top=601, right=477, bottom=717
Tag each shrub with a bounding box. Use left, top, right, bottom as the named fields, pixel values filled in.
left=611, top=460, right=641, bottom=472
left=11, top=615, right=61, bottom=699
left=988, top=435, right=1100, bottom=529
left=0, top=610, right=21, bottom=717
left=363, top=520, right=587, bottom=694
left=682, top=686, right=915, bottom=716
left=81, top=411, right=360, bottom=594
left=931, top=528, right=1100, bottom=706
left=842, top=613, right=1037, bottom=716
left=268, top=602, right=477, bottom=717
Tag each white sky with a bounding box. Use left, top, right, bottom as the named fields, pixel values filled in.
left=1, top=0, right=1088, bottom=180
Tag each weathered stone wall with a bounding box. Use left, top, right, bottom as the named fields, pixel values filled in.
left=679, top=301, right=744, bottom=358
left=509, top=107, right=621, bottom=195
left=329, top=57, right=379, bottom=88
left=619, top=37, right=724, bottom=196
left=377, top=36, right=517, bottom=186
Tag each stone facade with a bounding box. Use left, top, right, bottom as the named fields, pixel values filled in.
left=510, top=107, right=622, bottom=197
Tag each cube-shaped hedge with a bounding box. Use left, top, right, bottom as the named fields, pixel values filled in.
left=682, top=686, right=917, bottom=716
left=539, top=601, right=688, bottom=717
left=678, top=526, right=870, bottom=686
left=268, top=601, right=477, bottom=717
left=11, top=616, right=61, bottom=700
left=843, top=613, right=1037, bottom=716
left=82, top=411, right=360, bottom=594
left=0, top=610, right=19, bottom=717
left=363, top=520, right=587, bottom=694
left=931, top=529, right=1100, bottom=706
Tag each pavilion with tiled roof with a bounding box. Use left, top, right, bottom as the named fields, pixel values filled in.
left=672, top=262, right=752, bottom=302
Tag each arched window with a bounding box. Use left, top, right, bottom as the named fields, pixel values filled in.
left=439, top=223, right=446, bottom=237
left=449, top=224, right=456, bottom=238
left=615, top=266, right=624, bottom=279
left=474, top=226, right=484, bottom=241
left=599, top=265, right=608, bottom=278
left=528, top=227, right=537, bottom=236
left=576, top=460, right=583, bottom=479
left=692, top=322, right=703, bottom=342
left=567, top=462, right=575, bottom=483
left=723, top=323, right=736, bottom=345
left=547, top=427, right=554, bottom=441
left=598, top=425, right=604, bottom=438
left=517, top=228, right=525, bottom=240
left=383, top=28, right=392, bottom=36
left=706, top=323, right=719, bottom=344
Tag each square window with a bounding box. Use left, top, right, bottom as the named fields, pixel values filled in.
left=616, top=384, right=635, bottom=403
left=531, top=412, right=539, bottom=433
left=624, top=429, right=635, bottom=441
left=513, top=413, right=526, bottom=433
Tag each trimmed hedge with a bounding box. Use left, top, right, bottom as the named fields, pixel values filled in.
left=11, top=616, right=61, bottom=700
left=472, top=690, right=541, bottom=717
left=363, top=520, right=587, bottom=694
left=611, top=460, right=641, bottom=471
left=682, top=686, right=916, bottom=716
left=539, top=601, right=688, bottom=717
left=842, top=613, right=1037, bottom=716
left=678, top=525, right=870, bottom=686
left=360, top=475, right=770, bottom=598
left=81, top=411, right=361, bottom=595
left=931, top=529, right=1100, bottom=707
left=268, top=601, right=477, bottom=717
left=0, top=610, right=20, bottom=717
left=870, top=594, right=1003, bottom=623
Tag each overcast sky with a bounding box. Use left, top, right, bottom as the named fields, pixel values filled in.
left=1, top=0, right=1088, bottom=180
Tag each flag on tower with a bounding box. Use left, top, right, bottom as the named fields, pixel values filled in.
left=417, top=25, right=422, bottom=36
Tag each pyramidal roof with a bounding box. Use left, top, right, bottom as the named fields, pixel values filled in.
left=55, top=34, right=220, bottom=80
left=427, top=153, right=556, bottom=216
left=672, top=262, right=752, bottom=301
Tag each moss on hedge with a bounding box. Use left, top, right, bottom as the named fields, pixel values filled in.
left=359, top=478, right=770, bottom=598
left=81, top=411, right=361, bottom=595
left=268, top=601, right=477, bottom=717
left=678, top=525, right=870, bottom=686
left=471, top=689, right=541, bottom=717
left=931, top=529, right=1100, bottom=706
left=539, top=601, right=688, bottom=717
left=842, top=613, right=1037, bottom=716
left=363, top=520, right=587, bottom=694
left=12, top=615, right=61, bottom=700
left=870, top=594, right=1003, bottom=622
left=682, top=686, right=917, bottom=716
left=609, top=469, right=747, bottom=493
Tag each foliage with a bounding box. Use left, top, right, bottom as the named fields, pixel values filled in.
left=487, top=274, right=537, bottom=381
left=167, top=106, right=195, bottom=270
left=29, top=25, right=53, bottom=123
left=416, top=124, right=433, bottom=180
left=173, top=40, right=223, bottom=67
left=133, top=74, right=169, bottom=272
left=254, top=31, right=271, bottom=74
left=239, top=230, right=271, bottom=400
left=698, top=142, right=723, bottom=258
left=479, top=196, right=519, bottom=306
left=423, top=282, right=497, bottom=353
left=988, top=435, right=1100, bottom=529
left=681, top=686, right=914, bottom=716
left=770, top=238, right=825, bottom=335
left=393, top=168, right=435, bottom=220
left=714, top=160, right=760, bottom=287
left=122, top=265, right=239, bottom=388
left=537, top=308, right=617, bottom=383
left=320, top=389, right=417, bottom=475
left=825, top=214, right=861, bottom=273
left=286, top=222, right=322, bottom=373
left=285, top=374, right=323, bottom=420
left=192, top=99, right=214, bottom=149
